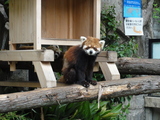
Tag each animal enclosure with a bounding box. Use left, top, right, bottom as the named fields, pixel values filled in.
left=0, top=0, right=120, bottom=88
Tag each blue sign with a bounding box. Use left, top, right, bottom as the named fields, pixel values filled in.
left=123, top=0, right=142, bottom=18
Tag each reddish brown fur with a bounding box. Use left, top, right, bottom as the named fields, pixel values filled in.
left=61, top=36, right=102, bottom=87
left=64, top=46, right=78, bottom=64
left=82, top=36, right=101, bottom=48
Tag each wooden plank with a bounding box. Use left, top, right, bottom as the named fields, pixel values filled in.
left=99, top=62, right=120, bottom=80
left=73, top=0, right=93, bottom=38
left=33, top=62, right=56, bottom=88
left=106, top=51, right=117, bottom=61
left=145, top=97, right=160, bottom=108
left=0, top=81, right=41, bottom=88
left=41, top=38, right=81, bottom=46
left=68, top=0, right=73, bottom=39
left=42, top=0, right=69, bottom=39
left=97, top=51, right=107, bottom=56
left=96, top=57, right=116, bottom=62
left=0, top=81, right=67, bottom=88
left=9, top=0, right=35, bottom=44
left=0, top=50, right=54, bottom=61
left=96, top=51, right=117, bottom=62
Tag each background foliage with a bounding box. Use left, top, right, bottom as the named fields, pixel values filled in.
left=1, top=99, right=129, bottom=120
left=101, top=6, right=138, bottom=58
left=153, top=3, right=160, bottom=22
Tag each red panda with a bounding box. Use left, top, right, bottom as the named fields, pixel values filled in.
left=61, top=36, right=105, bottom=87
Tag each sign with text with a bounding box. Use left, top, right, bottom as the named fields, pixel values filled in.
left=123, top=0, right=142, bottom=17
left=124, top=18, right=143, bottom=36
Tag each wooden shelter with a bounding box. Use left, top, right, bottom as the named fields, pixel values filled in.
left=0, top=0, right=120, bottom=88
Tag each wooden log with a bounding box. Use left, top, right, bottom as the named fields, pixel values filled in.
left=0, top=76, right=160, bottom=113
left=116, top=57, right=160, bottom=75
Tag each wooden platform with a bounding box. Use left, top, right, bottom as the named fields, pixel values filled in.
left=0, top=0, right=120, bottom=88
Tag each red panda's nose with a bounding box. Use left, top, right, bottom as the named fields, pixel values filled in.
left=89, top=51, right=93, bottom=55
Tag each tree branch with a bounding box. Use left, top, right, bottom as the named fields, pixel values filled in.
left=0, top=76, right=160, bottom=113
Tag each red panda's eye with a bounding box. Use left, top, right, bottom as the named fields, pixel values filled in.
left=93, top=47, right=98, bottom=51
left=85, top=47, right=90, bottom=50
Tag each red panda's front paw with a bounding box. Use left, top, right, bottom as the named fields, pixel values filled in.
left=79, top=80, right=90, bottom=88
left=88, top=80, right=97, bottom=86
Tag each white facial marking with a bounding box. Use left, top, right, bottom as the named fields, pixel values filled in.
left=99, top=40, right=105, bottom=49
left=83, top=45, right=87, bottom=49
left=84, top=47, right=100, bottom=56
left=80, top=36, right=87, bottom=42
left=97, top=48, right=100, bottom=52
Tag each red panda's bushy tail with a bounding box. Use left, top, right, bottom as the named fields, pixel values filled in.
left=59, top=68, right=76, bottom=84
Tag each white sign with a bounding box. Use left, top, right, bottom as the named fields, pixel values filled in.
left=124, top=18, right=143, bottom=36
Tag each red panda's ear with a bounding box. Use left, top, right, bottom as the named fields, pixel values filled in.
left=80, top=36, right=87, bottom=43
left=99, top=40, right=105, bottom=49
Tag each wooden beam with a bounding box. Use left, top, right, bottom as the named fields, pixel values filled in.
left=98, top=51, right=119, bottom=80
left=41, top=38, right=81, bottom=46
left=0, top=81, right=69, bottom=88
left=96, top=51, right=117, bottom=62
left=145, top=97, right=160, bottom=108
left=99, top=62, right=120, bottom=80
left=0, top=50, right=54, bottom=61
left=0, top=76, right=160, bottom=113
left=0, top=81, right=41, bottom=88
left=33, top=62, right=56, bottom=88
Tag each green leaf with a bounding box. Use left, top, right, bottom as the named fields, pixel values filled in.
left=111, top=104, right=122, bottom=113
left=102, top=113, right=119, bottom=119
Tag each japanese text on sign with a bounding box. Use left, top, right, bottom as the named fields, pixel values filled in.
left=124, top=18, right=143, bottom=36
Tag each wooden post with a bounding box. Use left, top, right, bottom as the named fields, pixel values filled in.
left=93, top=0, right=101, bottom=38
left=34, top=0, right=41, bottom=50
left=9, top=41, right=16, bottom=71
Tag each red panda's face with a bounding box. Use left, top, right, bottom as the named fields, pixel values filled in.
left=81, top=36, right=105, bottom=56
